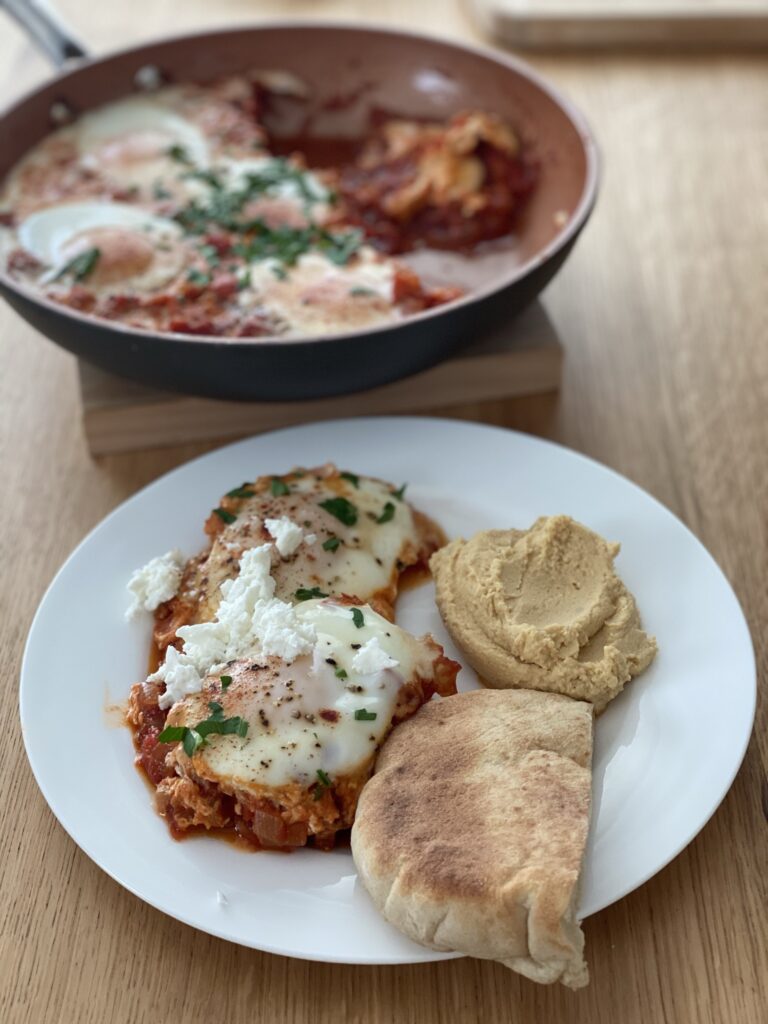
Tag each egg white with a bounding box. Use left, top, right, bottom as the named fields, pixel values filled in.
left=75, top=95, right=210, bottom=193
left=19, top=201, right=184, bottom=292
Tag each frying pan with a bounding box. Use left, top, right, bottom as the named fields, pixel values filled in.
left=0, top=2, right=599, bottom=401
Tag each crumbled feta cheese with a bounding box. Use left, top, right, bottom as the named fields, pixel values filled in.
left=149, top=544, right=317, bottom=708
left=125, top=549, right=184, bottom=620
left=150, top=646, right=205, bottom=708
left=351, top=637, right=400, bottom=675
left=304, top=533, right=317, bottom=545
left=264, top=516, right=304, bottom=557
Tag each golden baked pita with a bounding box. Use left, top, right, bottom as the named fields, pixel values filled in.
left=351, top=688, right=593, bottom=988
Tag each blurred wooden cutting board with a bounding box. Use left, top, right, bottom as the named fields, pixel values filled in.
left=470, top=0, right=768, bottom=47
left=78, top=301, right=562, bottom=455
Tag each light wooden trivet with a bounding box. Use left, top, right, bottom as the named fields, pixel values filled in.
left=78, top=302, right=562, bottom=455
left=470, top=0, right=768, bottom=47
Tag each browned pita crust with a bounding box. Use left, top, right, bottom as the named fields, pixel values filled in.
left=351, top=689, right=593, bottom=987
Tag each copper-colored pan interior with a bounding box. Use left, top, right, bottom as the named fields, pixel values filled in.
left=0, top=24, right=595, bottom=300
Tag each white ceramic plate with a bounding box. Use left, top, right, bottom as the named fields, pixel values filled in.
left=21, top=417, right=755, bottom=964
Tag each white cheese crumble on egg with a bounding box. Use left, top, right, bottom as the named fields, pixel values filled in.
left=264, top=516, right=305, bottom=557
left=149, top=544, right=317, bottom=708
left=351, top=636, right=400, bottom=674
left=125, top=549, right=184, bottom=619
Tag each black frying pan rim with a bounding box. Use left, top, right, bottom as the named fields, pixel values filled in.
left=0, top=19, right=600, bottom=352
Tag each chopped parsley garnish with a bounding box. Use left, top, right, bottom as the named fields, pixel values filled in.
left=351, top=608, right=365, bottom=629
left=186, top=268, right=211, bottom=286
left=158, top=708, right=248, bottom=756
left=175, top=206, right=360, bottom=269
left=213, top=507, right=237, bottom=524
left=152, top=182, right=172, bottom=200
left=270, top=477, right=290, bottom=497
left=376, top=502, right=396, bottom=524
left=54, top=247, right=100, bottom=283
left=271, top=264, right=288, bottom=281
left=155, top=725, right=186, bottom=743
left=220, top=675, right=232, bottom=690
left=354, top=709, right=377, bottom=721
left=182, top=168, right=223, bottom=190
left=349, top=286, right=376, bottom=297
left=183, top=729, right=204, bottom=757
left=225, top=483, right=255, bottom=498
left=317, top=227, right=363, bottom=266
left=235, top=223, right=361, bottom=268
left=199, top=244, right=221, bottom=266
left=313, top=767, right=332, bottom=799
left=392, top=483, right=407, bottom=501
left=322, top=536, right=341, bottom=552
left=245, top=159, right=322, bottom=205
left=319, top=497, right=358, bottom=526
left=335, top=667, right=348, bottom=679
left=340, top=471, right=359, bottom=488
left=295, top=586, right=329, bottom=601
left=167, top=144, right=194, bottom=167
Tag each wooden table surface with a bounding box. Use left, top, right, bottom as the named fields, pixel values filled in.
left=1, top=2, right=766, bottom=1022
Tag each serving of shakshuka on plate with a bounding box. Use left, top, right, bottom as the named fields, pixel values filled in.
left=122, top=459, right=662, bottom=988
left=0, top=71, right=536, bottom=339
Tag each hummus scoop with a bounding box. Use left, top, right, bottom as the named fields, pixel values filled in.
left=430, top=515, right=657, bottom=712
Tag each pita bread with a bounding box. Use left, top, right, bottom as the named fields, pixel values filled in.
left=351, top=689, right=593, bottom=987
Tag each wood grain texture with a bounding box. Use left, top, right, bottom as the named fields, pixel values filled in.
left=1, top=3, right=766, bottom=1023
left=78, top=303, right=562, bottom=454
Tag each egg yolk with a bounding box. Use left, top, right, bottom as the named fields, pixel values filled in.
left=61, top=226, right=156, bottom=286
left=95, top=130, right=175, bottom=167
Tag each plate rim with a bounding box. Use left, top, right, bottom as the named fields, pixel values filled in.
left=19, top=416, right=756, bottom=963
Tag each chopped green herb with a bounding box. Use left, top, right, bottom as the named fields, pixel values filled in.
left=335, top=668, right=348, bottom=679
left=167, top=144, right=194, bottom=166
left=183, top=728, right=204, bottom=757
left=295, top=586, right=329, bottom=601
left=392, top=483, right=407, bottom=501
left=220, top=675, right=232, bottom=690
left=54, top=247, right=100, bottom=283
left=349, top=286, right=376, bottom=297
left=319, top=497, right=358, bottom=526
left=322, top=536, right=341, bottom=552
left=354, top=709, right=377, bottom=721
left=376, top=502, right=396, bottom=524
left=340, top=471, right=359, bottom=488
left=351, top=608, right=365, bottom=629
left=152, top=182, right=172, bottom=200
left=157, top=725, right=186, bottom=743
left=186, top=268, right=211, bottom=286
left=161, top=705, right=249, bottom=757
left=313, top=767, right=332, bottom=800
left=316, top=227, right=363, bottom=266
left=213, top=507, right=237, bottom=524
left=271, top=263, right=288, bottom=281
left=270, top=477, right=290, bottom=497
left=225, top=483, right=256, bottom=498
left=182, top=168, right=223, bottom=190
left=199, top=244, right=222, bottom=266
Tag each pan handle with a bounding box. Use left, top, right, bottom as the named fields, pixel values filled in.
left=1, top=0, right=87, bottom=67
